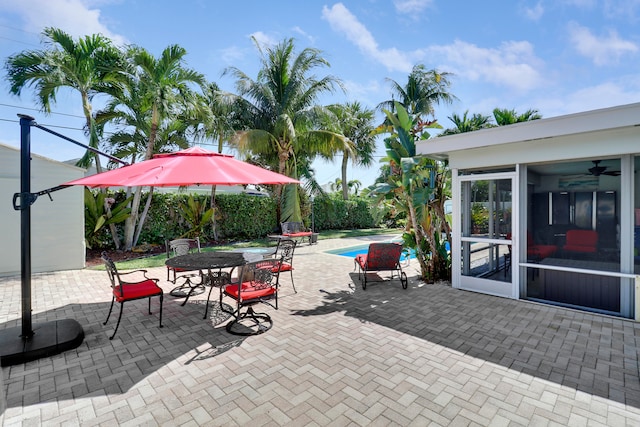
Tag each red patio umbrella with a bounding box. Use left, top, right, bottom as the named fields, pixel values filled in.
left=64, top=146, right=299, bottom=187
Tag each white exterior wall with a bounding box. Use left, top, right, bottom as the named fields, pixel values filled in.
left=445, top=126, right=639, bottom=170
left=0, top=143, right=85, bottom=276
left=417, top=102, right=640, bottom=318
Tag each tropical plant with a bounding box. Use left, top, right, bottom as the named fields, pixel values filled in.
left=348, top=179, right=362, bottom=196
left=327, top=102, right=376, bottom=199
left=110, top=44, right=205, bottom=251
left=492, top=108, right=542, bottom=125
left=187, top=81, right=247, bottom=239
left=4, top=27, right=123, bottom=172
left=441, top=110, right=493, bottom=135
left=377, top=65, right=456, bottom=118
left=224, top=37, right=350, bottom=222
left=177, top=194, right=215, bottom=239
left=370, top=103, right=450, bottom=282
left=84, top=188, right=132, bottom=249
left=329, top=178, right=342, bottom=192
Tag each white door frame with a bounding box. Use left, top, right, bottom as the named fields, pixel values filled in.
left=452, top=168, right=519, bottom=299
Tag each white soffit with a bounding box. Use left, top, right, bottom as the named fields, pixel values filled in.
left=417, top=102, right=640, bottom=160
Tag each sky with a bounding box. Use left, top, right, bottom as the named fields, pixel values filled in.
left=1, top=0, right=639, bottom=189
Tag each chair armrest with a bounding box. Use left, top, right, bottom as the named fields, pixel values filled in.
left=116, top=269, right=158, bottom=283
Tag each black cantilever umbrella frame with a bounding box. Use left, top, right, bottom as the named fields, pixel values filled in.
left=0, top=114, right=127, bottom=367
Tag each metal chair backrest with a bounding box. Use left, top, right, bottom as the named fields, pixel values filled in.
left=366, top=243, right=403, bottom=270
left=167, top=237, right=201, bottom=258
left=102, top=251, right=119, bottom=288
left=275, top=238, right=296, bottom=265
left=237, top=259, right=281, bottom=293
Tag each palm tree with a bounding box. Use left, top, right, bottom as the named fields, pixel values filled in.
left=347, top=179, right=362, bottom=196
left=330, top=178, right=343, bottom=192
left=4, top=27, right=123, bottom=172
left=371, top=103, right=450, bottom=281
left=492, top=108, right=542, bottom=125
left=188, top=81, right=246, bottom=239
left=441, top=110, right=493, bottom=135
left=377, top=65, right=456, bottom=118
left=102, top=44, right=204, bottom=250
left=327, top=102, right=376, bottom=200
left=191, top=81, right=242, bottom=153
left=224, top=37, right=349, bottom=222
left=128, top=44, right=205, bottom=160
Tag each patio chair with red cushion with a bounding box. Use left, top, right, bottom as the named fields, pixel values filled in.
left=268, top=238, right=297, bottom=293
left=102, top=252, right=163, bottom=340
left=526, top=231, right=557, bottom=261
left=280, top=221, right=317, bottom=245
left=354, top=242, right=408, bottom=290
left=166, top=237, right=206, bottom=305
left=220, top=258, right=281, bottom=336
left=165, top=237, right=201, bottom=283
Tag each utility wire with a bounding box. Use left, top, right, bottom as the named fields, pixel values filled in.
left=0, top=103, right=85, bottom=118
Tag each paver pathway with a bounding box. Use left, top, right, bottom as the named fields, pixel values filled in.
left=1, top=235, right=639, bottom=425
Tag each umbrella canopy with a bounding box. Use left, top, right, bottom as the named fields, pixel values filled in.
left=64, top=146, right=299, bottom=187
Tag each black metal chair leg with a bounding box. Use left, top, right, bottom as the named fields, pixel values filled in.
left=104, top=297, right=116, bottom=325
left=110, top=302, right=124, bottom=340
left=158, top=295, right=163, bottom=328
left=203, top=283, right=216, bottom=319
left=290, top=271, right=296, bottom=293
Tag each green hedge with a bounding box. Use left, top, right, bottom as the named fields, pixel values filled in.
left=312, top=194, right=377, bottom=231
left=137, top=192, right=277, bottom=244
left=91, top=190, right=379, bottom=249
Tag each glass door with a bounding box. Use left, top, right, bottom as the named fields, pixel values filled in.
left=458, top=172, right=518, bottom=298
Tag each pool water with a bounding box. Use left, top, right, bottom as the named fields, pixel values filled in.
left=328, top=241, right=450, bottom=260
left=329, top=245, right=413, bottom=260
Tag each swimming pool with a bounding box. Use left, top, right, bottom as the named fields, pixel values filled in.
left=327, top=241, right=450, bottom=260
left=326, top=245, right=413, bottom=261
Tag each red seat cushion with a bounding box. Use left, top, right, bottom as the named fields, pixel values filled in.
left=113, top=280, right=162, bottom=302
left=563, top=230, right=598, bottom=253
left=272, top=263, right=293, bottom=272
left=283, top=232, right=312, bottom=238
left=528, top=245, right=557, bottom=259
left=224, top=282, right=276, bottom=301
left=355, top=254, right=367, bottom=269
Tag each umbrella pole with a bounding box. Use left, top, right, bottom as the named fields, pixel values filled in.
left=19, top=114, right=33, bottom=339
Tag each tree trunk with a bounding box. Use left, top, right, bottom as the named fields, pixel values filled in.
left=124, top=107, right=159, bottom=250
left=210, top=185, right=218, bottom=241
left=124, top=186, right=143, bottom=251
left=406, top=193, right=430, bottom=279
left=133, top=187, right=154, bottom=247
left=341, top=153, right=349, bottom=200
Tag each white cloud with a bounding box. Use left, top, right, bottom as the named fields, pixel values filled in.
left=292, top=26, right=316, bottom=44
left=219, top=46, right=245, bottom=65
left=321, top=3, right=413, bottom=72
left=524, top=1, right=545, bottom=21
left=568, top=22, right=638, bottom=66
left=1, top=0, right=127, bottom=46
left=602, top=0, right=640, bottom=19
left=249, top=31, right=278, bottom=49
left=393, top=0, right=433, bottom=14
left=536, top=81, right=640, bottom=116
left=427, top=40, right=545, bottom=93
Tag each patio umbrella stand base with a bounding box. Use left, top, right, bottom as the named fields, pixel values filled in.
left=0, top=319, right=84, bottom=367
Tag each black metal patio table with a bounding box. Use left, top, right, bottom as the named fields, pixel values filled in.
left=165, top=251, right=261, bottom=305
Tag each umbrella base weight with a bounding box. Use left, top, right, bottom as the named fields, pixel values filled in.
left=0, top=319, right=84, bottom=367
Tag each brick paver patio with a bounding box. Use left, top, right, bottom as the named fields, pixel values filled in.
left=1, top=235, right=640, bottom=425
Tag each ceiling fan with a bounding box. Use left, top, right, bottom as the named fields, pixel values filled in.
left=588, top=160, right=620, bottom=177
